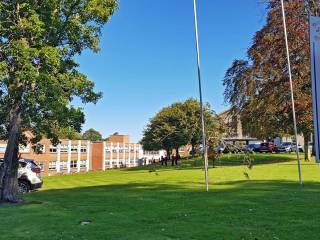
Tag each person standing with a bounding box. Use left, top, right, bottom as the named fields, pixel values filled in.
left=175, top=154, right=180, bottom=165
left=171, top=154, right=175, bottom=166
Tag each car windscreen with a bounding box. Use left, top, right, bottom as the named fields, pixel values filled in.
left=282, top=142, right=292, bottom=146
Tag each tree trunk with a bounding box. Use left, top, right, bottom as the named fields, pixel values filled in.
left=312, top=133, right=316, bottom=157
left=166, top=149, right=171, bottom=160
left=0, top=106, right=22, bottom=203
left=191, top=144, right=195, bottom=159
left=303, top=131, right=311, bottom=162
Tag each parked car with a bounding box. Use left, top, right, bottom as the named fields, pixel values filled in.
left=275, top=142, right=292, bottom=153
left=258, top=142, right=275, bottom=153
left=243, top=143, right=261, bottom=153
left=290, top=143, right=304, bottom=153
left=215, top=145, right=225, bottom=153
left=0, top=158, right=43, bottom=194
left=215, top=144, right=242, bottom=154
left=275, top=142, right=304, bottom=153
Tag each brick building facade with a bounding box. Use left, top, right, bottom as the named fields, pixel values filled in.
left=0, top=135, right=144, bottom=176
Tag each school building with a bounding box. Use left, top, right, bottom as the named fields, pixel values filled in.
left=0, top=134, right=147, bottom=176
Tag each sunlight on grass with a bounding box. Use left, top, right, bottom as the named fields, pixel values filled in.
left=0, top=154, right=319, bottom=240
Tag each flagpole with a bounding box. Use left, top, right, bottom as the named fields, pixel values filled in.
left=193, top=0, right=209, bottom=192
left=280, top=0, right=302, bottom=185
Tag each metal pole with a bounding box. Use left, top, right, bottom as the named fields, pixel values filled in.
left=280, top=0, right=302, bottom=185
left=193, top=0, right=209, bottom=192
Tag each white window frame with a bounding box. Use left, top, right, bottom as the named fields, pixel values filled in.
left=49, top=161, right=57, bottom=170
left=60, top=161, right=68, bottom=170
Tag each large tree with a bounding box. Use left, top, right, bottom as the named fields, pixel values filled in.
left=181, top=98, right=223, bottom=157
left=141, top=103, right=189, bottom=158
left=83, top=128, right=103, bottom=142
left=0, top=0, right=118, bottom=203
left=141, top=99, right=223, bottom=158
left=224, top=0, right=319, bottom=160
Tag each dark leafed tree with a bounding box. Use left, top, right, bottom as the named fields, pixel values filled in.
left=224, top=0, right=320, bottom=160
left=83, top=128, right=103, bottom=142
left=0, top=0, right=118, bottom=203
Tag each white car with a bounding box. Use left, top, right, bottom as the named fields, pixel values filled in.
left=276, top=142, right=303, bottom=153
left=0, top=158, right=43, bottom=194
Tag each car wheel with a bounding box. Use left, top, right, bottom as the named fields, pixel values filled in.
left=18, top=180, right=30, bottom=194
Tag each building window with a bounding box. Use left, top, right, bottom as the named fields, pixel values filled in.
left=130, top=149, right=134, bottom=153
left=49, top=146, right=57, bottom=153
left=80, top=160, right=87, bottom=168
left=70, top=160, right=77, bottom=168
left=71, top=145, right=78, bottom=153
left=80, top=146, right=87, bottom=153
left=49, top=161, right=56, bottom=170
left=112, top=149, right=117, bottom=153
left=0, top=144, right=6, bottom=153
left=105, top=148, right=111, bottom=152
left=105, top=161, right=110, bottom=167
left=60, top=161, right=67, bottom=170
left=60, top=145, right=68, bottom=153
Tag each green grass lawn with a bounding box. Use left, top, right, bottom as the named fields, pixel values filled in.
left=1, top=153, right=320, bottom=240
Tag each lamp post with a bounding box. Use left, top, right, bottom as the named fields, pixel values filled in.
left=193, top=0, right=209, bottom=192
left=280, top=0, right=302, bottom=185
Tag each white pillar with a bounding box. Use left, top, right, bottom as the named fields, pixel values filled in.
left=56, top=144, right=61, bottom=173
left=77, top=140, right=81, bottom=173
left=103, top=141, right=106, bottom=171
left=86, top=141, right=90, bottom=172
left=134, top=144, right=136, bottom=167
left=128, top=144, right=131, bottom=168
left=117, top=143, right=120, bottom=168
left=67, top=140, right=71, bottom=173
left=123, top=143, right=126, bottom=168
left=110, top=142, right=113, bottom=169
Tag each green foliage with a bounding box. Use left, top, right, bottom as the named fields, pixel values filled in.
left=82, top=128, right=102, bottom=141
left=0, top=0, right=118, bottom=143
left=141, top=98, right=223, bottom=154
left=141, top=102, right=189, bottom=153
left=0, top=0, right=118, bottom=202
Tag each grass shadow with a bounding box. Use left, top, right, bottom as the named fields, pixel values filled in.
left=0, top=179, right=319, bottom=239
left=124, top=153, right=301, bottom=172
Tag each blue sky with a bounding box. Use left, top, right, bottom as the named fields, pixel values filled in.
left=77, top=0, right=267, bottom=142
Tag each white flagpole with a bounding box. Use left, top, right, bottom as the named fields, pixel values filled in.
left=280, top=0, right=302, bottom=184
left=193, top=0, right=209, bottom=192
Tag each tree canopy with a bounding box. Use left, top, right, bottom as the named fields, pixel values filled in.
left=83, top=128, right=103, bottom=142
left=0, top=0, right=118, bottom=202
left=223, top=0, right=319, bottom=159
left=141, top=98, right=223, bottom=157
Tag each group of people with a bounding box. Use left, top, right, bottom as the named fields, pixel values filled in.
left=160, top=154, right=181, bottom=166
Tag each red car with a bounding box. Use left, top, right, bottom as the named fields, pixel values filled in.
left=258, top=142, right=274, bottom=153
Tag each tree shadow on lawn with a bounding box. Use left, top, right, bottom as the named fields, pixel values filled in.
left=0, top=180, right=319, bottom=240
left=124, top=154, right=300, bottom=172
